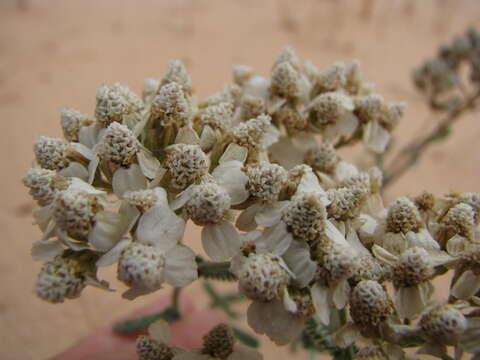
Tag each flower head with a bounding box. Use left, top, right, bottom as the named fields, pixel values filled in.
left=34, top=136, right=71, bottom=170
left=164, top=144, right=209, bottom=191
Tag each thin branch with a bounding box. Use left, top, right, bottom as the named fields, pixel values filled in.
left=384, top=90, right=480, bottom=188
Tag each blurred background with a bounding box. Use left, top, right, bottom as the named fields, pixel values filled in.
left=1, top=0, right=480, bottom=359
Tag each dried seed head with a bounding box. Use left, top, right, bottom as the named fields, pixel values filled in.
left=317, top=61, right=347, bottom=92
left=441, top=203, right=476, bottom=239
left=275, top=105, right=307, bottom=132
left=339, top=172, right=371, bottom=193
left=351, top=254, right=386, bottom=283
left=123, top=189, right=159, bottom=211
left=304, top=143, right=339, bottom=174
left=95, top=83, right=142, bottom=127
left=419, top=304, right=467, bottom=342
left=202, top=324, right=235, bottom=360
left=53, top=189, right=103, bottom=240
left=309, top=92, right=354, bottom=127
left=354, top=94, right=384, bottom=123
left=60, top=108, right=93, bottom=142
left=34, top=255, right=86, bottom=303
left=34, top=136, right=71, bottom=171
left=164, top=144, right=208, bottom=191
left=246, top=162, right=287, bottom=203
left=393, top=247, right=433, bottom=287
left=201, top=84, right=242, bottom=108
left=23, top=168, right=70, bottom=206
left=232, top=114, right=273, bottom=149
left=285, top=164, right=312, bottom=190
left=160, top=59, right=192, bottom=95
left=118, top=243, right=165, bottom=290
left=456, top=192, right=480, bottom=219
left=282, top=193, right=328, bottom=242
left=270, top=61, right=301, bottom=100
left=323, top=243, right=358, bottom=281
left=185, top=182, right=231, bottom=225
left=151, top=82, right=190, bottom=127
left=386, top=197, right=423, bottom=234
left=238, top=253, right=290, bottom=302
left=233, top=64, right=255, bottom=85
left=200, top=102, right=234, bottom=130
left=136, top=336, right=175, bottom=360
left=327, top=186, right=367, bottom=220
left=354, top=346, right=386, bottom=360
left=349, top=280, right=393, bottom=329
left=98, top=122, right=138, bottom=167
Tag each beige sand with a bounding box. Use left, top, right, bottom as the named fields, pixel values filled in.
left=1, top=0, right=480, bottom=358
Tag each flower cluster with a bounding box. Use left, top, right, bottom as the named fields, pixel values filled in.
left=23, top=47, right=480, bottom=359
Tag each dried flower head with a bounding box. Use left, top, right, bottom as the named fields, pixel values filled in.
left=164, top=144, right=208, bottom=191
left=136, top=335, right=175, bottom=360
left=323, top=243, right=358, bottom=281
left=349, top=280, right=393, bottom=329
left=60, top=108, right=93, bottom=142
left=123, top=189, right=159, bottom=211
left=327, top=186, right=367, bottom=220
left=34, top=136, right=71, bottom=171
left=419, top=304, right=467, bottom=343
left=185, top=182, right=231, bottom=225
left=201, top=324, right=235, bottom=360
left=441, top=203, right=476, bottom=239
left=282, top=193, right=328, bottom=242
left=53, top=189, right=103, bottom=240
left=246, top=162, right=287, bottom=203
left=97, top=122, right=138, bottom=167
left=238, top=95, right=266, bottom=121
left=304, top=143, right=339, bottom=174
left=270, top=61, right=301, bottom=100
left=200, top=102, right=233, bottom=130
left=232, top=114, right=275, bottom=149
left=160, top=59, right=192, bottom=95
left=275, top=105, right=307, bottom=132
left=34, top=255, right=86, bottom=303
left=95, top=83, right=142, bottom=127
left=316, top=61, right=347, bottom=92
left=118, top=243, right=165, bottom=290
left=151, top=82, right=190, bottom=127
left=238, top=253, right=290, bottom=302
left=393, top=247, right=433, bottom=287
left=386, top=197, right=423, bottom=234
left=308, top=92, right=354, bottom=128
left=23, top=168, right=70, bottom=206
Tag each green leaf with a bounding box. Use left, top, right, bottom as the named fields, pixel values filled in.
left=232, top=327, right=259, bottom=348
left=113, top=306, right=181, bottom=334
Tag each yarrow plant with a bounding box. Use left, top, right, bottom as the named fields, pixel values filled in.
left=24, top=31, right=480, bottom=359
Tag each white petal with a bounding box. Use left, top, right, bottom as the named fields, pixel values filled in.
left=244, top=75, right=270, bottom=99
left=262, top=124, right=280, bottom=147
left=69, top=177, right=106, bottom=195
left=283, top=290, right=298, bottom=313
left=346, top=227, right=370, bottom=255
left=311, top=283, right=331, bottom=325
left=363, top=120, right=391, bottom=153
left=137, top=149, right=160, bottom=179
left=96, top=238, right=132, bottom=267
left=372, top=244, right=399, bottom=266
left=405, top=229, right=439, bottom=251
left=282, top=240, right=316, bottom=288
left=219, top=143, right=248, bottom=164
left=148, top=320, right=171, bottom=344
left=170, top=185, right=195, bottom=211
left=199, top=124, right=217, bottom=152
left=269, top=137, right=304, bottom=170
left=291, top=132, right=318, bottom=152
left=201, top=221, right=241, bottom=261
left=79, top=122, right=101, bottom=148
left=267, top=96, right=286, bottom=114
left=334, top=161, right=358, bottom=182
left=33, top=205, right=53, bottom=225
left=58, top=162, right=88, bottom=181
left=452, top=270, right=480, bottom=300
left=236, top=204, right=260, bottom=232
left=119, top=202, right=141, bottom=233
left=324, top=220, right=349, bottom=248
left=446, top=234, right=469, bottom=256
left=296, top=169, right=326, bottom=197
left=247, top=299, right=303, bottom=345
left=255, top=201, right=289, bottom=228
left=175, top=125, right=200, bottom=145
left=336, top=112, right=359, bottom=137
left=70, top=142, right=94, bottom=160
left=31, top=239, right=64, bottom=261
left=230, top=345, right=263, bottom=360
left=212, top=161, right=249, bottom=205
left=87, top=155, right=100, bottom=184
left=332, top=278, right=350, bottom=309
left=259, top=222, right=292, bottom=256
left=396, top=285, right=426, bottom=320
left=165, top=245, right=198, bottom=287
left=136, top=204, right=185, bottom=252
left=112, top=164, right=148, bottom=197
left=88, top=211, right=128, bottom=252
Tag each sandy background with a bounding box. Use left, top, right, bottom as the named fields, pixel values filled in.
left=1, top=0, right=480, bottom=359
